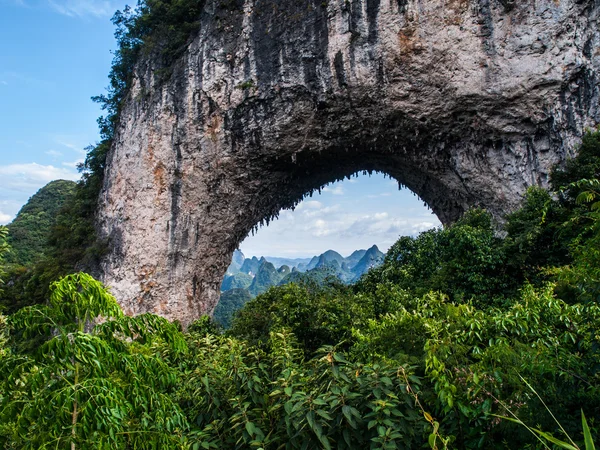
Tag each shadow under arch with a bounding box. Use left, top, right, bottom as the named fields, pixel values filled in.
left=99, top=126, right=529, bottom=327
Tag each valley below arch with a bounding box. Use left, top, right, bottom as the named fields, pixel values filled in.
left=97, top=0, right=599, bottom=325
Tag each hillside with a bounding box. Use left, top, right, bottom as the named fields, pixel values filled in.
left=5, top=180, right=76, bottom=266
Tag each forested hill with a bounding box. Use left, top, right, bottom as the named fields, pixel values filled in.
left=5, top=180, right=76, bottom=266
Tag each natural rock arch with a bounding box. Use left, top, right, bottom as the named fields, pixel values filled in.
left=98, top=0, right=600, bottom=325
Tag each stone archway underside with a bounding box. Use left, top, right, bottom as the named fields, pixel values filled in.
left=98, top=0, right=600, bottom=325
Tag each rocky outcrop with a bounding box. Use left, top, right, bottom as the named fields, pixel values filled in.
left=98, top=0, right=600, bottom=325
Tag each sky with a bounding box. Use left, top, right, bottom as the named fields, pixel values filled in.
left=0, top=0, right=441, bottom=257
left=240, top=174, right=440, bottom=258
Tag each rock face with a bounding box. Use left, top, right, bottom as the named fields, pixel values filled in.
left=98, top=0, right=600, bottom=325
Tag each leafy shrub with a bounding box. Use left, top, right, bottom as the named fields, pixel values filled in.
left=228, top=281, right=370, bottom=354
left=0, top=273, right=188, bottom=449
left=178, top=329, right=428, bottom=450
left=358, top=210, right=520, bottom=307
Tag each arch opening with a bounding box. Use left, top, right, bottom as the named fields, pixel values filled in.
left=215, top=171, right=441, bottom=326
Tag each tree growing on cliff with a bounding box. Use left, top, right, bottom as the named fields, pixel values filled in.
left=0, top=226, right=10, bottom=294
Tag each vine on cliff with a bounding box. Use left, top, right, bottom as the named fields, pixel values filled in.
left=64, top=1, right=205, bottom=255
left=93, top=0, right=206, bottom=139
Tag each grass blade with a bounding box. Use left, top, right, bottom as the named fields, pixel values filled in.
left=582, top=411, right=596, bottom=450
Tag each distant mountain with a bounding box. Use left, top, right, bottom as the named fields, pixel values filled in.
left=262, top=256, right=312, bottom=271
left=226, top=249, right=246, bottom=274
left=305, top=255, right=320, bottom=271
left=278, top=265, right=291, bottom=276
left=350, top=245, right=384, bottom=281
left=279, top=266, right=340, bottom=287
left=6, top=180, right=77, bottom=266
left=346, top=249, right=367, bottom=268
left=221, top=272, right=253, bottom=291
left=248, top=260, right=283, bottom=297
left=216, top=245, right=387, bottom=327
left=239, top=256, right=262, bottom=276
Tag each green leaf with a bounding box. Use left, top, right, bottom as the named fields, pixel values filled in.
left=316, top=409, right=333, bottom=421
left=582, top=410, right=596, bottom=450
left=428, top=433, right=437, bottom=449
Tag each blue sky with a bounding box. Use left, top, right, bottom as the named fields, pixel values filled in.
left=0, top=0, right=440, bottom=257
left=0, top=0, right=127, bottom=222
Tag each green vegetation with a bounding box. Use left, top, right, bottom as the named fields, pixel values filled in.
left=5, top=180, right=76, bottom=266
left=213, top=288, right=252, bottom=328
left=2, top=122, right=600, bottom=449
left=0, top=273, right=187, bottom=449
left=0, top=226, right=9, bottom=292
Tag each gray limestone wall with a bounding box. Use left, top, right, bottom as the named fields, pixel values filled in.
left=98, top=0, right=600, bottom=325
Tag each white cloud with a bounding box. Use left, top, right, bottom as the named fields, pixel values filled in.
left=367, top=192, right=393, bottom=199
left=47, top=0, right=120, bottom=17
left=45, top=150, right=63, bottom=158
left=0, top=163, right=79, bottom=193
left=0, top=81, right=7, bottom=86
left=307, top=218, right=342, bottom=237
left=301, top=205, right=340, bottom=219
left=296, top=200, right=323, bottom=210
left=55, top=137, right=86, bottom=153
left=411, top=221, right=436, bottom=233
left=322, top=185, right=344, bottom=195
left=0, top=211, right=13, bottom=225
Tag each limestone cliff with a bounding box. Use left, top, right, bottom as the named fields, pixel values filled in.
left=98, top=0, right=600, bottom=325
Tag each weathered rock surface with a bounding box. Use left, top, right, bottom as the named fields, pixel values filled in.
left=98, top=0, right=600, bottom=325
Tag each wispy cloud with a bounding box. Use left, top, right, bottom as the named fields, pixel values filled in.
left=295, top=200, right=323, bottom=211
left=5, top=0, right=121, bottom=17
left=0, top=71, right=53, bottom=88
left=47, top=0, right=120, bottom=17
left=322, top=185, right=344, bottom=195
left=0, top=162, right=79, bottom=193
left=45, top=150, right=63, bottom=158
left=367, top=192, right=393, bottom=199
left=56, top=138, right=86, bottom=153
left=62, top=158, right=85, bottom=169
left=0, top=81, right=7, bottom=86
